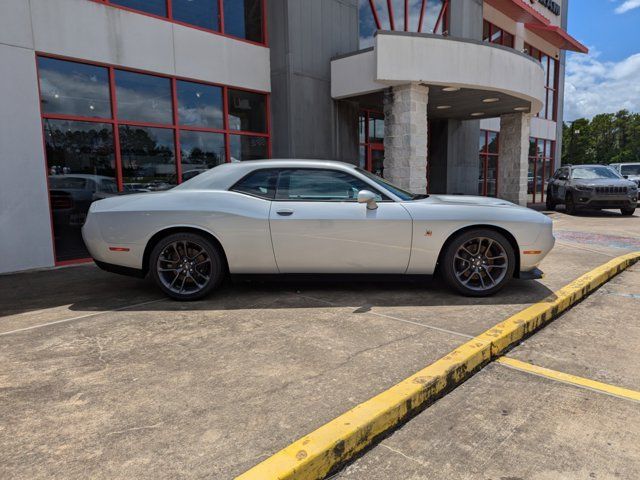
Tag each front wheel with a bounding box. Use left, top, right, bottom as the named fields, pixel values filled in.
left=545, top=191, right=556, bottom=211
left=441, top=229, right=516, bottom=297
left=621, top=207, right=636, bottom=216
left=150, top=233, right=224, bottom=300
left=565, top=193, right=577, bottom=215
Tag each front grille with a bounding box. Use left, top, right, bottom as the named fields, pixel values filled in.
left=595, top=186, right=628, bottom=195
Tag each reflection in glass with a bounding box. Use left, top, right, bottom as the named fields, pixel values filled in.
left=115, top=70, right=173, bottom=124
left=44, top=119, right=116, bottom=261
left=179, top=130, right=226, bottom=181
left=359, top=145, right=366, bottom=169
left=38, top=57, right=111, bottom=118
left=173, top=0, right=219, bottom=31
left=371, top=149, right=385, bottom=178
left=223, top=0, right=263, bottom=42
left=110, top=0, right=167, bottom=17
left=119, top=126, right=176, bottom=190
left=229, top=135, right=268, bottom=161
left=487, top=132, right=498, bottom=154
left=177, top=80, right=223, bottom=129
left=228, top=89, right=267, bottom=132
left=368, top=114, right=384, bottom=143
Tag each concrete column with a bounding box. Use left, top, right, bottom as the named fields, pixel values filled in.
left=498, top=113, right=532, bottom=206
left=383, top=83, right=429, bottom=193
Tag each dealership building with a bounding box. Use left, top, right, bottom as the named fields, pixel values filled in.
left=0, top=0, right=586, bottom=274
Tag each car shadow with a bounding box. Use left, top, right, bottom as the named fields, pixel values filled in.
left=0, top=264, right=556, bottom=318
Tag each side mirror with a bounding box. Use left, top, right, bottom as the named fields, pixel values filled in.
left=559, top=174, right=568, bottom=180
left=357, top=190, right=378, bottom=210
left=623, top=175, right=629, bottom=179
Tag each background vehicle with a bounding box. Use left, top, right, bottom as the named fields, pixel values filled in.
left=546, top=165, right=638, bottom=216
left=83, top=160, right=554, bottom=300
left=610, top=163, right=640, bottom=188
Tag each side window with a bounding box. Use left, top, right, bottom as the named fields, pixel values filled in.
left=276, top=169, right=384, bottom=202
left=231, top=169, right=279, bottom=199
left=552, top=169, right=562, bottom=180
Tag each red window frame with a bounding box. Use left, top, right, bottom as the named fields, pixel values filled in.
left=528, top=137, right=555, bottom=204
left=483, top=20, right=515, bottom=48
left=359, top=109, right=384, bottom=173
left=478, top=129, right=500, bottom=197
left=90, top=0, right=268, bottom=47
left=36, top=52, right=271, bottom=266
left=524, top=43, right=559, bottom=121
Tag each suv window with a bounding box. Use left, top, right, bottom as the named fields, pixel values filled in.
left=231, top=169, right=278, bottom=199
left=276, top=169, right=385, bottom=202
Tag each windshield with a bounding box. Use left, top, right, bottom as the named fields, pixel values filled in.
left=356, top=168, right=425, bottom=201
left=572, top=167, right=622, bottom=180
left=621, top=164, right=640, bottom=176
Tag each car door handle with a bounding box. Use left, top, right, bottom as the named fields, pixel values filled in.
left=276, top=209, right=294, bottom=216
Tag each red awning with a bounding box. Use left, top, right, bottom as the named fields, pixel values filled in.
left=484, top=0, right=550, bottom=25
left=525, top=24, right=589, bottom=53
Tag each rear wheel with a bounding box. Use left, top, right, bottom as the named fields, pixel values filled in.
left=150, top=233, right=224, bottom=300
left=441, top=229, right=516, bottom=297
left=545, top=190, right=556, bottom=211
left=621, top=207, right=636, bottom=216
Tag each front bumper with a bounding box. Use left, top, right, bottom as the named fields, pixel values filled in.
left=573, top=192, right=638, bottom=209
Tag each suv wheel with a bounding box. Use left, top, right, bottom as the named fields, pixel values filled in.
left=565, top=193, right=577, bottom=215
left=621, top=207, right=636, bottom=216
left=441, top=229, right=516, bottom=297
left=545, top=190, right=556, bottom=211
left=150, top=233, right=224, bottom=301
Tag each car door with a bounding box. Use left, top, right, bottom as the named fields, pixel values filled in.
left=556, top=167, right=570, bottom=199
left=269, top=168, right=413, bottom=273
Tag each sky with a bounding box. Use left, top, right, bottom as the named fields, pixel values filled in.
left=563, top=0, right=640, bottom=120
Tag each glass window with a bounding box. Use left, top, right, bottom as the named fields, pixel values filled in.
left=38, top=57, right=111, bottom=118
left=277, top=169, right=380, bottom=202
left=487, top=132, right=498, bottom=154
left=228, top=89, right=267, bottom=132
left=229, top=135, right=268, bottom=161
left=359, top=145, right=366, bottom=169
left=110, top=0, right=167, bottom=17
left=231, top=169, right=279, bottom=199
left=44, top=119, right=116, bottom=262
left=368, top=114, right=384, bottom=143
left=223, top=0, right=263, bottom=43
left=179, top=130, right=226, bottom=177
left=177, top=80, right=223, bottom=129
left=115, top=70, right=173, bottom=124
left=173, top=0, right=219, bottom=31
left=572, top=167, right=621, bottom=180
left=119, top=126, right=176, bottom=190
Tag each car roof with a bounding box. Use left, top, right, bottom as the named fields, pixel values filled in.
left=175, top=159, right=359, bottom=191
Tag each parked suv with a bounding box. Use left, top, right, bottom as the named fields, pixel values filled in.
left=610, top=162, right=640, bottom=188
left=546, top=165, right=638, bottom=216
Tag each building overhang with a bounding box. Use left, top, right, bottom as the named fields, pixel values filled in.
left=331, top=32, right=546, bottom=119
left=484, top=0, right=550, bottom=25
left=525, top=24, right=589, bottom=54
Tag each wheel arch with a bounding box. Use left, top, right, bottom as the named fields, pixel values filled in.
left=142, top=226, right=229, bottom=275
left=435, top=224, right=522, bottom=278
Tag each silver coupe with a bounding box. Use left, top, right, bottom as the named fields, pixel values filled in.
left=82, top=160, right=555, bottom=300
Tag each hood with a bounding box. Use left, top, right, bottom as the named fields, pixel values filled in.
left=424, top=194, right=521, bottom=208
left=573, top=178, right=636, bottom=187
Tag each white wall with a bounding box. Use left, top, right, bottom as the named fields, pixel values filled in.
left=480, top=117, right=557, bottom=141
left=0, top=0, right=271, bottom=273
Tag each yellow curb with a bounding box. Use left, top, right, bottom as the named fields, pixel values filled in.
left=236, top=251, right=640, bottom=480
left=496, top=357, right=640, bottom=403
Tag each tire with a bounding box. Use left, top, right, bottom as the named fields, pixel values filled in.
left=621, top=207, right=636, bottom=216
left=441, top=229, right=516, bottom=297
left=149, top=232, right=224, bottom=301
left=565, top=193, right=577, bottom=215
left=545, top=190, right=556, bottom=211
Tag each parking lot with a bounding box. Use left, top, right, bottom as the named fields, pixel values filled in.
left=1, top=210, right=639, bottom=480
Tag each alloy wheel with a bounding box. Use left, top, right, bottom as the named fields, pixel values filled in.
left=156, top=240, right=212, bottom=295
left=452, top=237, right=509, bottom=292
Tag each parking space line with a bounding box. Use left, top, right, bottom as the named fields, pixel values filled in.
left=236, top=252, right=640, bottom=480
left=296, top=293, right=473, bottom=339
left=0, top=298, right=165, bottom=337
left=496, top=357, right=640, bottom=403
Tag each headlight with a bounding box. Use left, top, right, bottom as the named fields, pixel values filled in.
left=574, top=185, right=593, bottom=192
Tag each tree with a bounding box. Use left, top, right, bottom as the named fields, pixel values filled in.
left=562, top=110, right=640, bottom=165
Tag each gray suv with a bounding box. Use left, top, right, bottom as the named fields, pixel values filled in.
left=546, top=165, right=638, bottom=216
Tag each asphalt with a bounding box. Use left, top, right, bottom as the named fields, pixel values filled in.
left=0, top=209, right=638, bottom=479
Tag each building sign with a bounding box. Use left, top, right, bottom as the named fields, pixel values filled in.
left=532, top=0, right=561, bottom=16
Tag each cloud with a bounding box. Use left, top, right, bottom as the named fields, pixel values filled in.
left=564, top=49, right=640, bottom=120
left=615, top=0, right=640, bottom=13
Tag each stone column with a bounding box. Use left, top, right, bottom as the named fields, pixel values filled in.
left=383, top=83, right=429, bottom=194
left=498, top=112, right=532, bottom=206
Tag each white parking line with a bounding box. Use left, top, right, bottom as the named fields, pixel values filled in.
left=0, top=298, right=164, bottom=337
left=296, top=293, right=473, bottom=339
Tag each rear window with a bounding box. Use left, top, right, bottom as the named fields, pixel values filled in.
left=231, top=169, right=278, bottom=199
